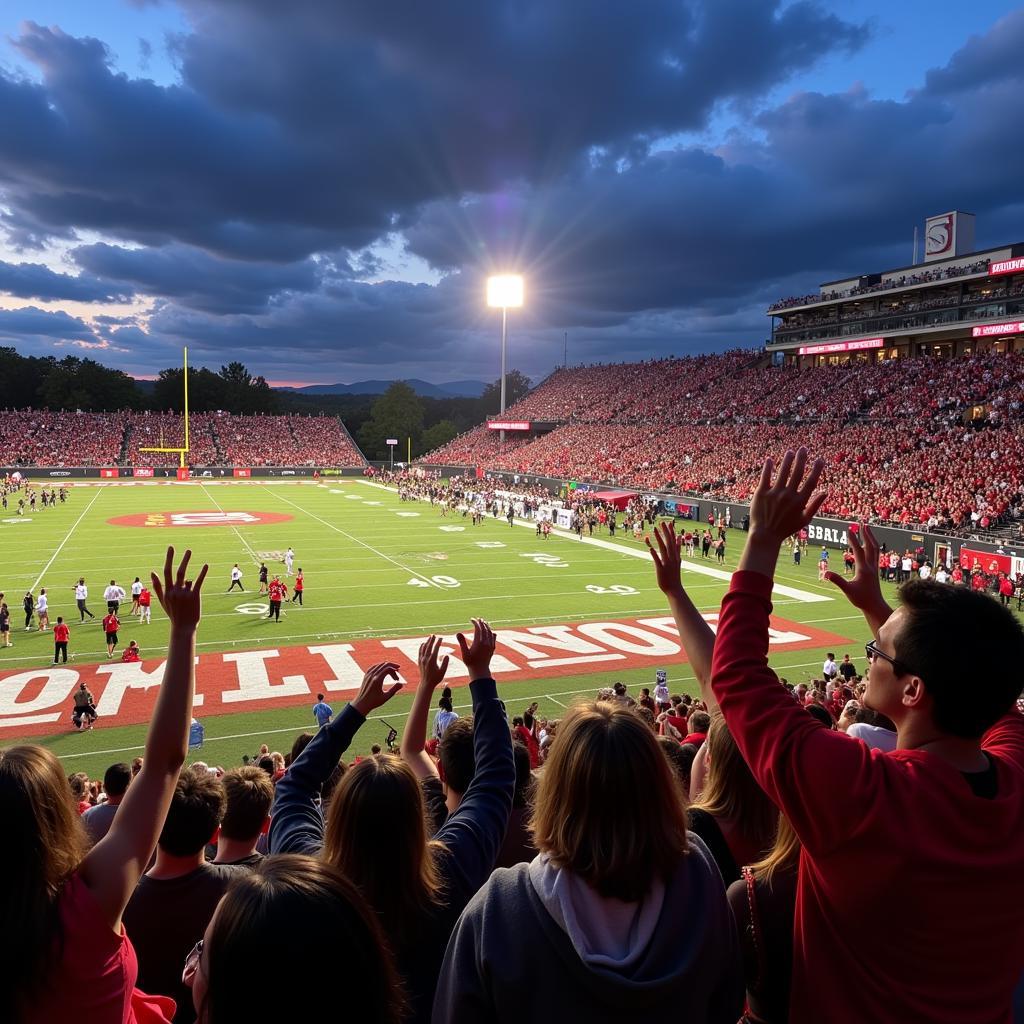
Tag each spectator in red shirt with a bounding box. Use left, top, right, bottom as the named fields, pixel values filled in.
left=121, top=640, right=141, bottom=663
left=712, top=449, right=1024, bottom=1023
left=682, top=709, right=711, bottom=748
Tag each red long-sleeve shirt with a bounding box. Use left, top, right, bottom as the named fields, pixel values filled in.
left=711, top=570, right=1024, bottom=1023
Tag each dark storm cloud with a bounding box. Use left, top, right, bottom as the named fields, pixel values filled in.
left=71, top=243, right=324, bottom=314
left=0, top=306, right=98, bottom=343
left=0, top=3, right=866, bottom=261
left=0, top=259, right=131, bottom=303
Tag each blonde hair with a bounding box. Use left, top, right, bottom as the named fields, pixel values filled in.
left=746, top=814, right=801, bottom=885
left=690, top=714, right=778, bottom=859
left=530, top=701, right=688, bottom=901
left=323, top=755, right=443, bottom=945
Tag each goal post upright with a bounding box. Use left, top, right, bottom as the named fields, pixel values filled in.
left=139, top=345, right=190, bottom=468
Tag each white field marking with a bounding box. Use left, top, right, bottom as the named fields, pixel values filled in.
left=258, top=486, right=448, bottom=589
left=361, top=482, right=832, bottom=605
left=56, top=656, right=840, bottom=761
left=30, top=487, right=105, bottom=591
left=199, top=484, right=263, bottom=569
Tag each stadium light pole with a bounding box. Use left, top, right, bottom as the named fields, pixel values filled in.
left=486, top=274, right=524, bottom=442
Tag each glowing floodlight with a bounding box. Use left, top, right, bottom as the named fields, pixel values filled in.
left=487, top=274, right=524, bottom=309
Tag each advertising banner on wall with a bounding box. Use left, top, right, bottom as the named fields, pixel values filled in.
left=233, top=468, right=252, bottom=478
left=99, top=468, right=120, bottom=478
left=133, top=467, right=154, bottom=478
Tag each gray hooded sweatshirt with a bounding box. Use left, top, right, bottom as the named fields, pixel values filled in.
left=432, top=835, right=743, bottom=1023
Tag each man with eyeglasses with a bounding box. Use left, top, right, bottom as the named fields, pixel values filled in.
left=703, top=449, right=1024, bottom=1024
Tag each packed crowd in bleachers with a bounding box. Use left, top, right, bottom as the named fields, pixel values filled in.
left=1, top=409, right=128, bottom=466
left=1, top=411, right=365, bottom=468
left=767, top=256, right=994, bottom=311
left=6, top=460, right=1024, bottom=1022
left=425, top=352, right=1024, bottom=532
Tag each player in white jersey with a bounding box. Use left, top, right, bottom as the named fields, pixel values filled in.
left=285, top=547, right=295, bottom=576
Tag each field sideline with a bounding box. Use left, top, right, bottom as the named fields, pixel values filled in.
left=2, top=477, right=886, bottom=778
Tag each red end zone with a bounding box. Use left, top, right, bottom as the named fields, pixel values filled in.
left=0, top=614, right=851, bottom=736
left=107, top=511, right=293, bottom=528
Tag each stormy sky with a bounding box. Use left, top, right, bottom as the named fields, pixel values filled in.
left=1, top=0, right=1022, bottom=385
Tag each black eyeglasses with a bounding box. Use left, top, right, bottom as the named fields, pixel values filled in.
left=864, top=639, right=914, bottom=677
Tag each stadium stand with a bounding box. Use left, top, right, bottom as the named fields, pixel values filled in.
left=2, top=412, right=366, bottom=468
left=423, top=351, right=1024, bottom=531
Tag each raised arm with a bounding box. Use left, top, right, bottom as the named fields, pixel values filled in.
left=400, top=635, right=448, bottom=781
left=823, top=523, right=894, bottom=636
left=270, top=663, right=402, bottom=854
left=434, top=620, right=514, bottom=907
left=713, top=450, right=883, bottom=855
left=80, top=547, right=208, bottom=931
left=648, top=521, right=718, bottom=712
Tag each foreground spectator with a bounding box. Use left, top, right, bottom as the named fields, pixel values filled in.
left=123, top=767, right=243, bottom=1023
left=212, top=766, right=273, bottom=866
left=82, top=762, right=132, bottom=845
left=712, top=450, right=1024, bottom=1022
left=270, top=620, right=514, bottom=1023
left=0, top=546, right=207, bottom=1024
left=184, top=854, right=403, bottom=1023
left=433, top=699, right=743, bottom=1022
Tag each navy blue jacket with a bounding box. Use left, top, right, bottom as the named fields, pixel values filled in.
left=270, top=677, right=514, bottom=1023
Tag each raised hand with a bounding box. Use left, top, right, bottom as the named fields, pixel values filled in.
left=352, top=662, right=403, bottom=717
left=749, top=448, right=827, bottom=546
left=150, top=546, right=208, bottom=631
left=647, top=520, right=685, bottom=596
left=823, top=523, right=894, bottom=633
left=456, top=618, right=496, bottom=679
left=418, top=634, right=450, bottom=691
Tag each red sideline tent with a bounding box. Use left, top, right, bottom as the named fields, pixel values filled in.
left=589, top=489, right=636, bottom=511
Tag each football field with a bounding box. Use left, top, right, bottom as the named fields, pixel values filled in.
left=1, top=478, right=876, bottom=778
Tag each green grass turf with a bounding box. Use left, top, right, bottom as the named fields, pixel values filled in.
left=1, top=477, right=901, bottom=779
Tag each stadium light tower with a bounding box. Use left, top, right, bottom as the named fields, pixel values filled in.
left=486, top=274, right=524, bottom=442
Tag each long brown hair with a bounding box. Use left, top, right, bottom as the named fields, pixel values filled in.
left=323, top=754, right=443, bottom=945
left=690, top=714, right=778, bottom=859
left=0, top=745, right=89, bottom=1023
left=202, top=855, right=405, bottom=1023
left=746, top=813, right=802, bottom=885
left=530, top=701, right=689, bottom=902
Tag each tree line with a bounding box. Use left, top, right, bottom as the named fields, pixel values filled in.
left=0, top=347, right=534, bottom=459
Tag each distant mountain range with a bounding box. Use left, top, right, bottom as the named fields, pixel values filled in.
left=276, top=379, right=488, bottom=398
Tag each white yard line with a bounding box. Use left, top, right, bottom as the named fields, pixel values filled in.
left=29, top=488, right=105, bottom=592
left=262, top=485, right=441, bottom=588
left=199, top=484, right=263, bottom=569
left=358, top=481, right=832, bottom=604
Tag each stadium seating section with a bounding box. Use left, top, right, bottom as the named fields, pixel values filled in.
left=2, top=412, right=366, bottom=469
left=423, top=350, right=1024, bottom=532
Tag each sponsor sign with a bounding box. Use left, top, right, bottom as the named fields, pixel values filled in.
left=107, top=510, right=294, bottom=528
left=386, top=438, right=399, bottom=446
left=48, top=471, right=72, bottom=477
left=972, top=321, right=1024, bottom=338
left=988, top=257, right=1024, bottom=277
left=0, top=613, right=851, bottom=735
left=133, top=467, right=154, bottom=478
left=176, top=467, right=190, bottom=481
left=487, top=421, right=531, bottom=431
left=798, top=338, right=884, bottom=356
left=99, top=468, right=120, bottom=479
left=233, top=468, right=252, bottom=478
